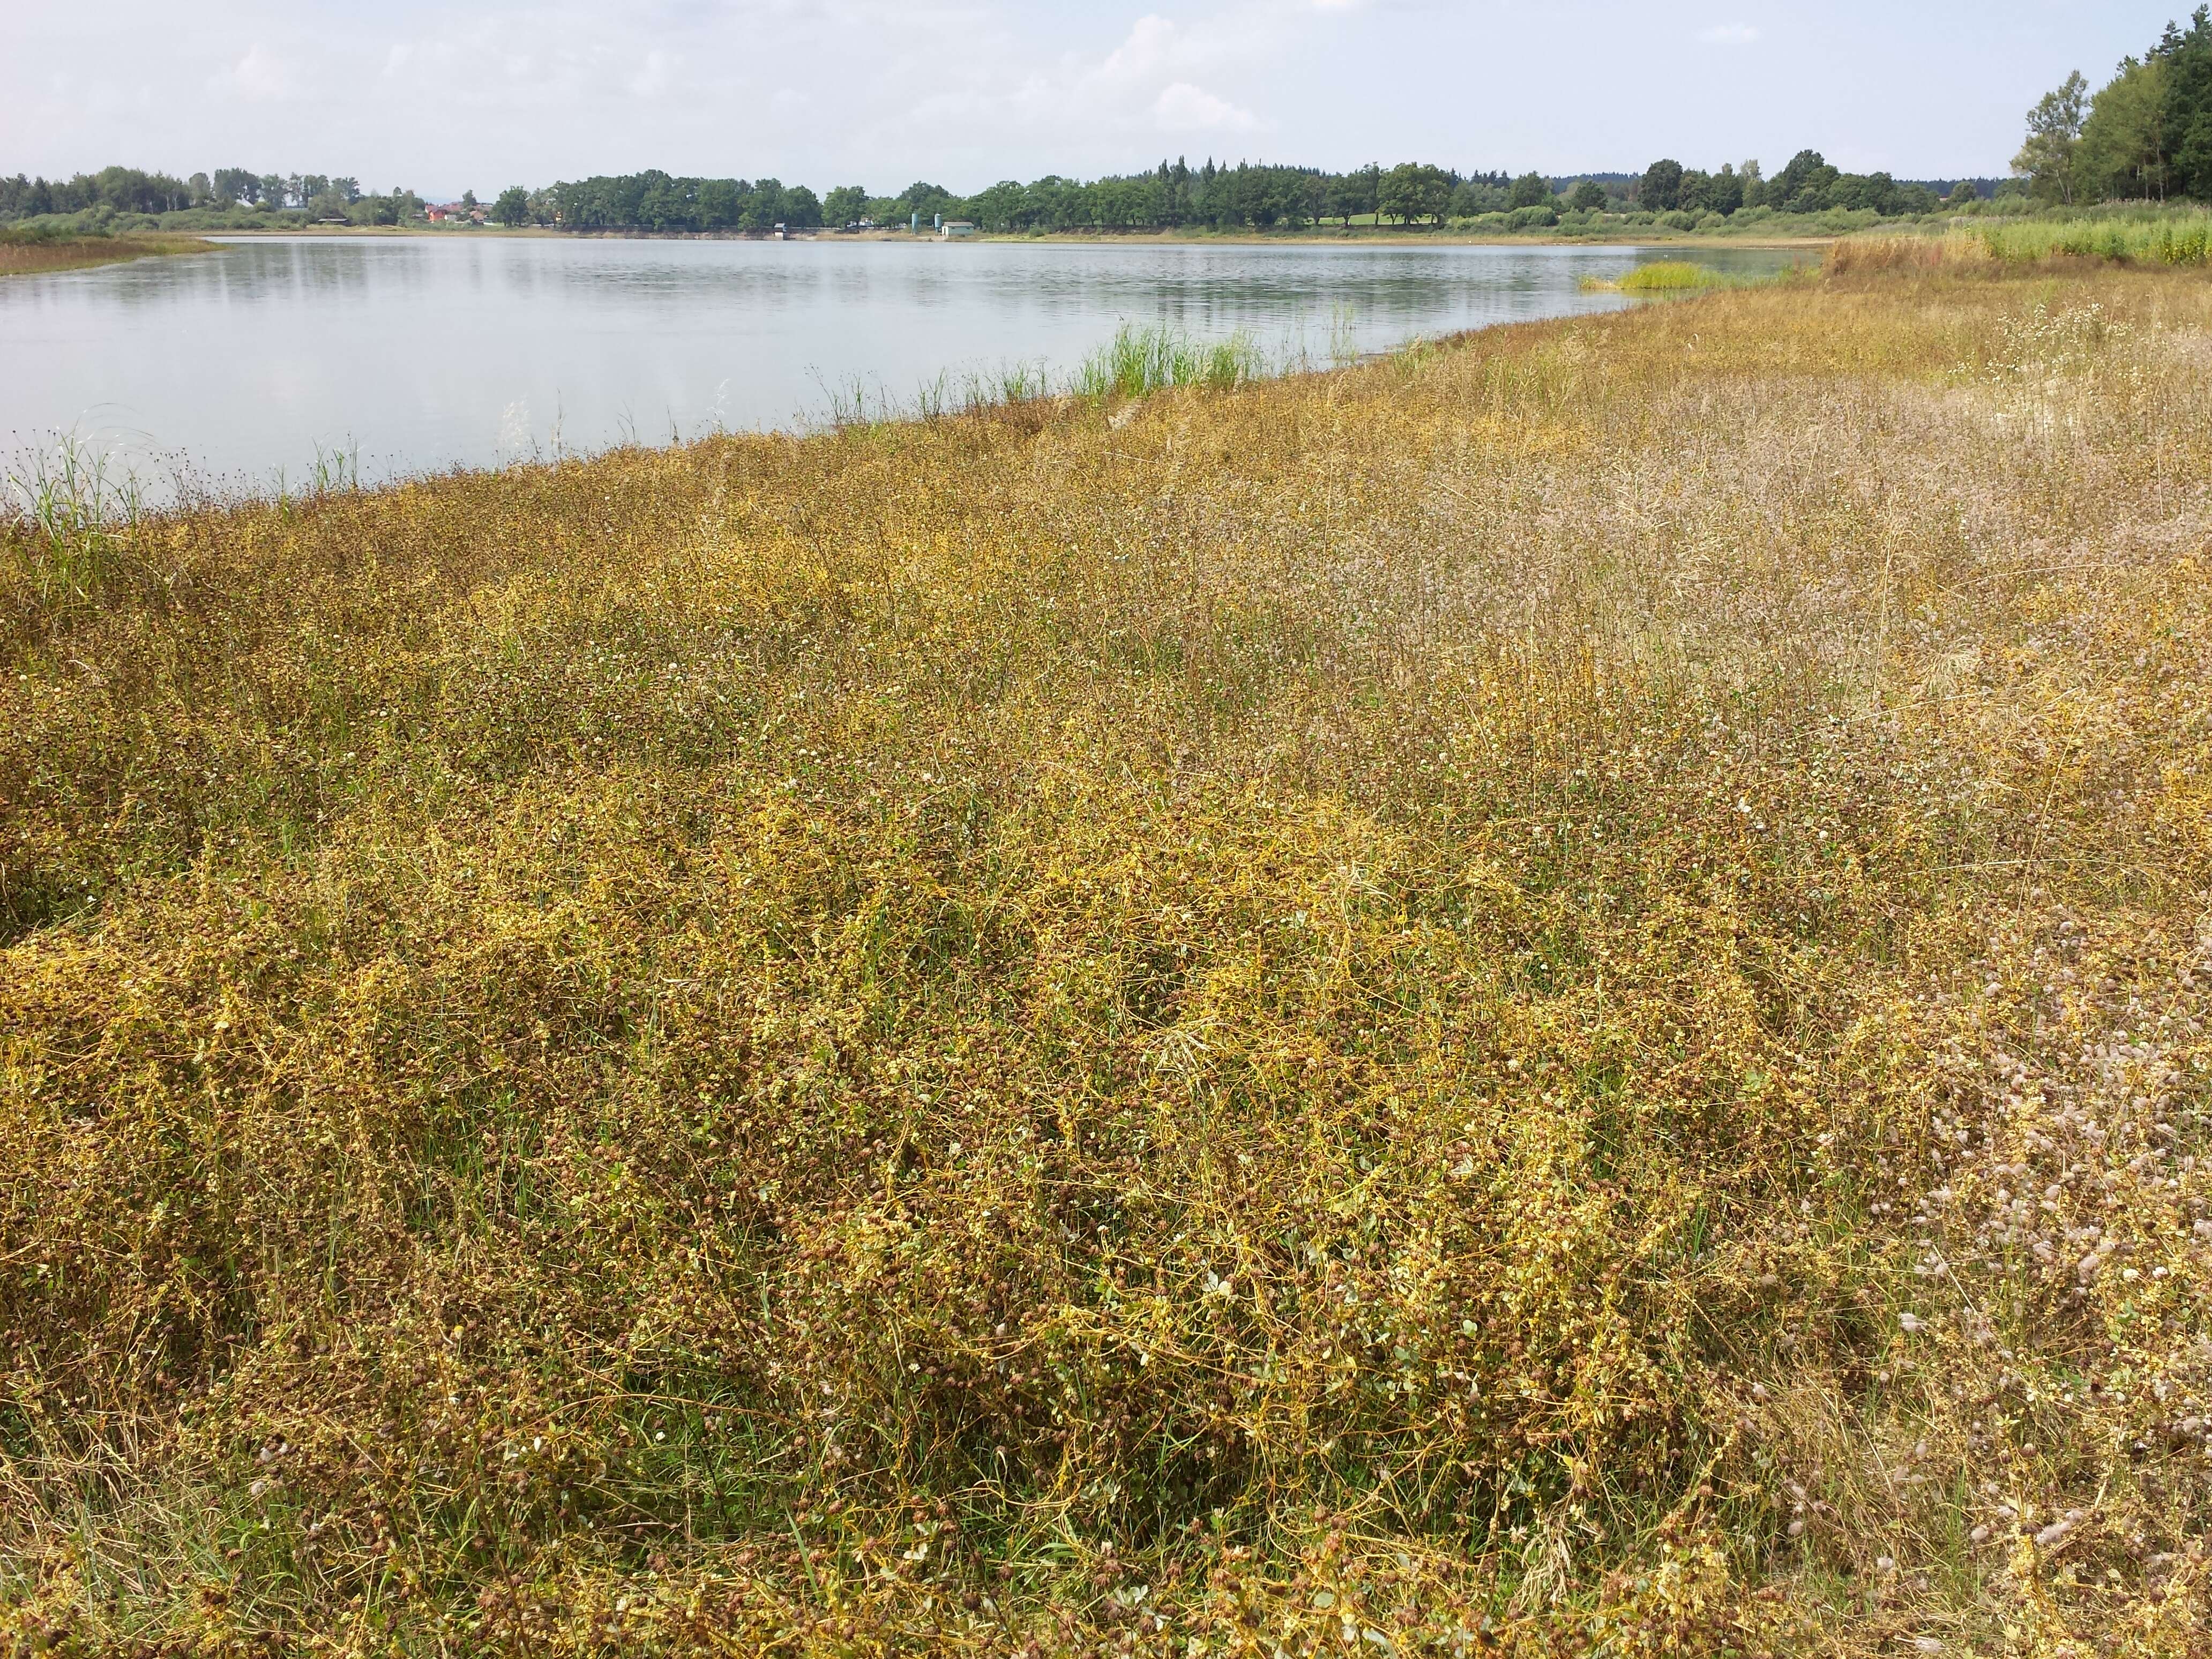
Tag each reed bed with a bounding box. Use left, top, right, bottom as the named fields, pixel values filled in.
left=3, top=263, right=2210, bottom=1656
left=0, top=229, right=216, bottom=278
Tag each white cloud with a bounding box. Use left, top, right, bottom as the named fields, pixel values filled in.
left=11, top=0, right=2087, bottom=195
left=627, top=49, right=677, bottom=99
left=1096, top=13, right=1247, bottom=90
left=893, top=11, right=1275, bottom=156
left=1154, top=81, right=1261, bottom=133
left=213, top=43, right=300, bottom=102
left=1101, top=14, right=1185, bottom=80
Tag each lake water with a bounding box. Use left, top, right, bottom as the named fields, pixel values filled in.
left=1, top=236, right=1804, bottom=497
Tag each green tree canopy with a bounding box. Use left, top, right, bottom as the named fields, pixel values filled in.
left=2006, top=12, right=2212, bottom=207
left=1379, top=162, right=1452, bottom=225
left=2014, top=70, right=2089, bottom=203
left=1638, top=159, right=1684, bottom=211
left=2161, top=6, right=2212, bottom=198
left=2079, top=57, right=2170, bottom=200
left=894, top=182, right=958, bottom=222
left=1506, top=171, right=1552, bottom=210
left=1769, top=150, right=1840, bottom=209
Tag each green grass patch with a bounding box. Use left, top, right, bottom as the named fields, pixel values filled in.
left=1072, top=323, right=1264, bottom=400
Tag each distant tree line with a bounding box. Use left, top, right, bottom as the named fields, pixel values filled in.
left=0, top=166, right=423, bottom=226
left=1, top=144, right=2058, bottom=239
left=502, top=154, right=1948, bottom=235
left=2016, top=7, right=2212, bottom=203
left=539, top=173, right=826, bottom=232
left=1632, top=153, right=1951, bottom=218
left=522, top=162, right=1520, bottom=234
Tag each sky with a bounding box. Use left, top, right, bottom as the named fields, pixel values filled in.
left=0, top=1, right=2183, bottom=197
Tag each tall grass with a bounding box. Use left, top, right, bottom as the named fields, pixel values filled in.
left=4, top=263, right=2210, bottom=1654
left=1834, top=214, right=2212, bottom=275
left=813, top=331, right=1249, bottom=432
left=1975, top=212, right=2212, bottom=267
left=1071, top=322, right=1264, bottom=399
left=1, top=434, right=146, bottom=601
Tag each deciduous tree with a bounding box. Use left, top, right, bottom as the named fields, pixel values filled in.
left=1379, top=163, right=1452, bottom=225
left=1638, top=159, right=1684, bottom=211
left=2014, top=71, right=2089, bottom=204
left=1506, top=171, right=1552, bottom=210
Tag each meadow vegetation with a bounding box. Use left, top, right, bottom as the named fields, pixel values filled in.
left=3, top=254, right=2210, bottom=1655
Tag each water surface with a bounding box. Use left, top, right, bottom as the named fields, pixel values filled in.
left=1, top=236, right=1801, bottom=495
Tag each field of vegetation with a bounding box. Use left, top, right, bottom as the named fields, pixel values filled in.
left=0, top=228, right=215, bottom=278
left=3, top=256, right=2209, bottom=1655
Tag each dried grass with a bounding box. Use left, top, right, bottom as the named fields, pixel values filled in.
left=3, top=263, right=2210, bottom=1656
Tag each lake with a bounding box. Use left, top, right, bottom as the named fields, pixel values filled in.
left=0, top=235, right=1805, bottom=497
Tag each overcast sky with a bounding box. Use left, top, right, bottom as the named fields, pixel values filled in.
left=0, top=1, right=2180, bottom=196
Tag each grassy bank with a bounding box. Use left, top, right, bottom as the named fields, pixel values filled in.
left=0, top=229, right=217, bottom=278
left=4, top=263, right=2210, bottom=1655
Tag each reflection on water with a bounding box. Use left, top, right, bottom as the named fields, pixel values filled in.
left=0, top=236, right=1804, bottom=496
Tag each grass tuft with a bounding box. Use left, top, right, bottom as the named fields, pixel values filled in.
left=1072, top=322, right=1265, bottom=401
left=2, top=434, right=148, bottom=603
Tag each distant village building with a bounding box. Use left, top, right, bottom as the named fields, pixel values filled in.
left=939, top=220, right=977, bottom=240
